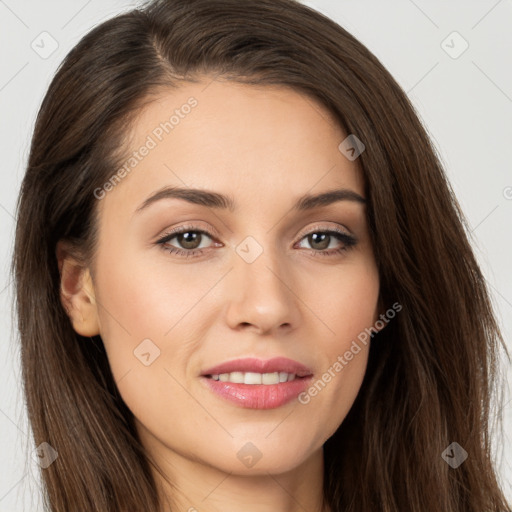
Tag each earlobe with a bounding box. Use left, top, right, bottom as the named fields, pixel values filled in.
left=56, top=241, right=100, bottom=337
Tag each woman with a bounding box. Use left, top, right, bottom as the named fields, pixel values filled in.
left=12, top=0, right=510, bottom=510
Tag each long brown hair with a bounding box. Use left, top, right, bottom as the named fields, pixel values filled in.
left=12, top=0, right=510, bottom=510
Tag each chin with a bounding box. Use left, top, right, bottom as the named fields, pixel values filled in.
left=199, top=436, right=320, bottom=476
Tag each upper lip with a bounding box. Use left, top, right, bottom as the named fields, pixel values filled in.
left=201, top=357, right=313, bottom=377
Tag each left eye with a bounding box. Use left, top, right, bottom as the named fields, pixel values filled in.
left=297, top=231, right=345, bottom=251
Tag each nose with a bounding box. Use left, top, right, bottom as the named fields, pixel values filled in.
left=223, top=246, right=301, bottom=335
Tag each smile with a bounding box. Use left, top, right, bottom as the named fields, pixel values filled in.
left=199, top=357, right=314, bottom=409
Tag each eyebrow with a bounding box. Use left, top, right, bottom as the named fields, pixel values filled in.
left=134, top=185, right=366, bottom=214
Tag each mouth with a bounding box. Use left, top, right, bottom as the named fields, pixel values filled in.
left=200, top=357, right=313, bottom=409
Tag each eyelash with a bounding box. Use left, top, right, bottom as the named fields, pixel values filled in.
left=155, top=224, right=357, bottom=259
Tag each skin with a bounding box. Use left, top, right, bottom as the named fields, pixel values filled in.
left=58, top=77, right=383, bottom=512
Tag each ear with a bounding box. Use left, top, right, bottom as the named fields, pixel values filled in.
left=56, top=240, right=100, bottom=337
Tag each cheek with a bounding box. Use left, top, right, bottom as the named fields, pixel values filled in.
left=299, top=257, right=379, bottom=425
left=94, top=246, right=206, bottom=344
left=91, top=251, right=169, bottom=393
left=309, top=255, right=380, bottom=344
left=91, top=248, right=212, bottom=420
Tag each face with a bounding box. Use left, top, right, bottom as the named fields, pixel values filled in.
left=76, top=78, right=381, bottom=477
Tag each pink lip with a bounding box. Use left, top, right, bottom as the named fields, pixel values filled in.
left=201, top=357, right=313, bottom=377
left=200, top=357, right=314, bottom=410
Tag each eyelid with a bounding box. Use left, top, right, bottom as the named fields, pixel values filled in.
left=154, top=221, right=221, bottom=243
left=296, top=222, right=353, bottom=239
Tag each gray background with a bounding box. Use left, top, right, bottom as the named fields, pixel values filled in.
left=1, top=0, right=511, bottom=509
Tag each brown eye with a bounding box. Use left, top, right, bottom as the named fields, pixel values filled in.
left=296, top=229, right=357, bottom=256
left=175, top=231, right=204, bottom=250
left=156, top=227, right=216, bottom=257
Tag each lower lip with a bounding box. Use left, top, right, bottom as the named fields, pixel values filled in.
left=200, top=376, right=313, bottom=409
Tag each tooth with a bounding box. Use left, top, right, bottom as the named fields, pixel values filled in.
left=229, top=372, right=245, bottom=383
left=244, top=372, right=262, bottom=385
left=262, top=372, right=280, bottom=384
left=211, top=371, right=298, bottom=384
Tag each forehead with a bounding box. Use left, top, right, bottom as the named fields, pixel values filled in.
left=99, top=78, right=365, bottom=216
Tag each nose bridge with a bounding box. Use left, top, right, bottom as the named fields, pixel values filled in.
left=236, top=233, right=289, bottom=299
left=224, top=232, right=299, bottom=332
